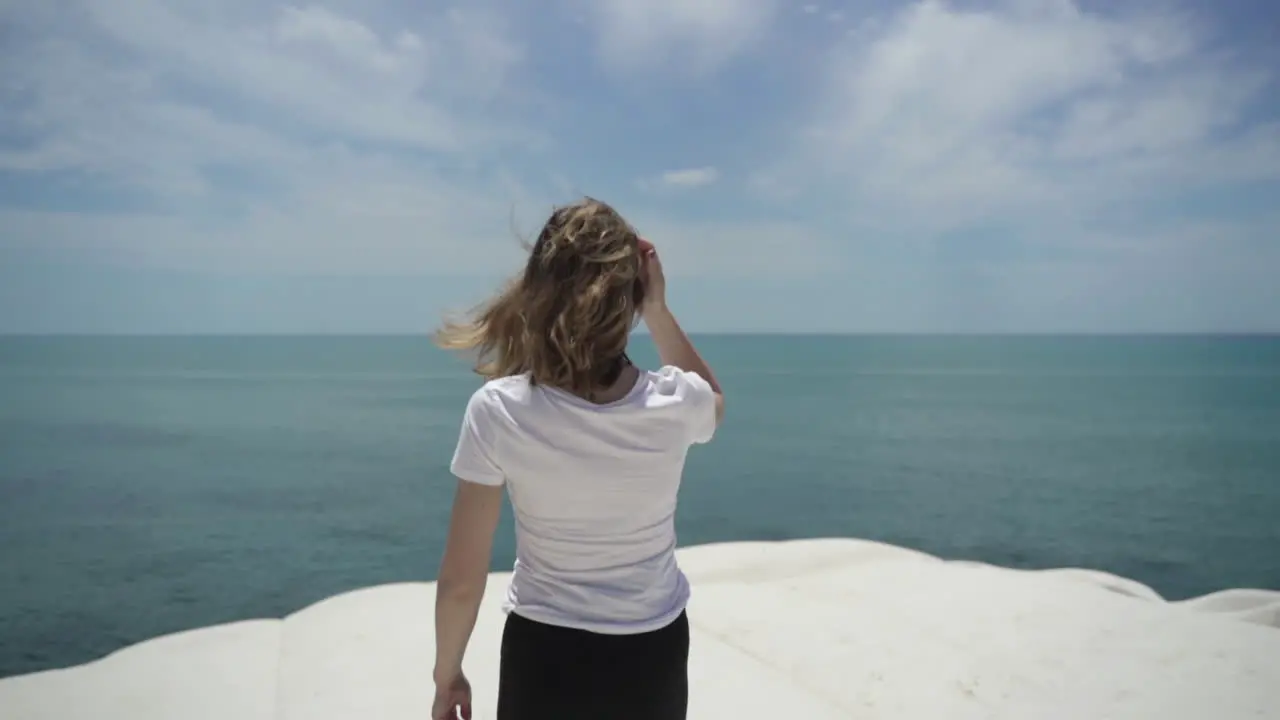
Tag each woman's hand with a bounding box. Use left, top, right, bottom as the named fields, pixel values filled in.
left=638, top=237, right=666, bottom=318
left=431, top=671, right=472, bottom=720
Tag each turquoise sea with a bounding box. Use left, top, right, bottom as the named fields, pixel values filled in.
left=2, top=335, right=1279, bottom=678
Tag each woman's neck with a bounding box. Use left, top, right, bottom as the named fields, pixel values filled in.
left=578, top=357, right=638, bottom=405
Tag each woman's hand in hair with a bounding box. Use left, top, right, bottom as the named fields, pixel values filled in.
left=638, top=238, right=666, bottom=318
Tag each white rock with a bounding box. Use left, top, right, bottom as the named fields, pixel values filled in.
left=2, top=539, right=1278, bottom=719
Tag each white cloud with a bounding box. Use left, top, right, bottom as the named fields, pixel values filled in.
left=776, top=0, right=1280, bottom=237
left=660, top=167, right=720, bottom=188
left=626, top=215, right=836, bottom=278
left=0, top=0, right=543, bottom=272
left=83, top=2, right=521, bottom=152
left=579, top=0, right=779, bottom=73
left=0, top=151, right=540, bottom=275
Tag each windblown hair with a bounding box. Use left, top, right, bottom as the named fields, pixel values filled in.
left=434, top=197, right=645, bottom=398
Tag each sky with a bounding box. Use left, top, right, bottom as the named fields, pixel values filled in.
left=1, top=0, right=1278, bottom=333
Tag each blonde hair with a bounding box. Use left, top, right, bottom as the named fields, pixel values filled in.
left=434, top=197, right=645, bottom=397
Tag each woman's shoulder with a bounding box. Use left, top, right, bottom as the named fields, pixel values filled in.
left=480, top=373, right=531, bottom=393
left=460, top=375, right=527, bottom=412
left=470, top=374, right=533, bottom=409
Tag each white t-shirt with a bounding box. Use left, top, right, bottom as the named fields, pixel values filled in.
left=449, top=365, right=718, bottom=634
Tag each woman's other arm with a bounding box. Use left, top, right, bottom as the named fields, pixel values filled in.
left=639, top=239, right=724, bottom=427
left=433, top=480, right=501, bottom=690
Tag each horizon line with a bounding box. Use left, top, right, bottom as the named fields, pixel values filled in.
left=3, top=331, right=1279, bottom=338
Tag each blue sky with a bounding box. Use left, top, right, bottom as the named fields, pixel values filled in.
left=1, top=0, right=1277, bottom=333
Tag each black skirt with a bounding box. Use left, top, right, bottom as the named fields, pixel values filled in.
left=496, top=610, right=690, bottom=720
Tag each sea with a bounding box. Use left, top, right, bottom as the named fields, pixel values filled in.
left=1, top=334, right=1279, bottom=678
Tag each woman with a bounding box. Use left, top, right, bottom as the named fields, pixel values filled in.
left=429, top=197, right=724, bottom=720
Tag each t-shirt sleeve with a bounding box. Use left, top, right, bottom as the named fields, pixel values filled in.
left=449, top=387, right=505, bottom=486
left=681, top=369, right=719, bottom=445
left=653, top=366, right=718, bottom=445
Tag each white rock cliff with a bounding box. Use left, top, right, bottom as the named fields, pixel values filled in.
left=2, top=539, right=1278, bottom=719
